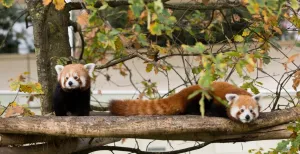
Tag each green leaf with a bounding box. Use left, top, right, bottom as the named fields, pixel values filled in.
left=98, top=1, right=108, bottom=10
left=192, top=67, right=201, bottom=74
left=240, top=82, right=250, bottom=90
left=129, top=0, right=145, bottom=18
left=263, top=53, right=271, bottom=64
left=97, top=33, right=108, bottom=42
left=109, top=29, right=120, bottom=36
left=275, top=140, right=290, bottom=152
left=153, top=0, right=163, bottom=13
left=292, top=135, right=300, bottom=148
left=137, top=34, right=149, bottom=46
left=234, top=35, right=244, bottom=42
left=188, top=90, right=201, bottom=100
left=243, top=75, right=251, bottom=80
left=182, top=42, right=206, bottom=53
left=225, top=51, right=240, bottom=57
left=235, top=63, right=243, bottom=77
left=256, top=81, right=263, bottom=85
left=199, top=93, right=205, bottom=117
left=250, top=84, right=259, bottom=94
left=291, top=0, right=299, bottom=10
left=149, top=22, right=164, bottom=35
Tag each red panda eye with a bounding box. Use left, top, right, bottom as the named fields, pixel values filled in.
left=74, top=76, right=78, bottom=80
left=66, top=77, right=69, bottom=80
left=250, top=109, right=253, bottom=113
left=240, top=109, right=244, bottom=112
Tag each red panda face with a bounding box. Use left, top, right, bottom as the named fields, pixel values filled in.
left=225, top=94, right=260, bottom=123
left=55, top=63, right=95, bottom=91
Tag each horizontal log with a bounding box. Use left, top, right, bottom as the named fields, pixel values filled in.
left=0, top=138, right=119, bottom=154
left=0, top=107, right=298, bottom=141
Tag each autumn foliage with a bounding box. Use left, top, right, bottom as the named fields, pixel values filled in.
left=0, top=0, right=300, bottom=153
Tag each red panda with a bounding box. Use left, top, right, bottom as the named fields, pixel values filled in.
left=109, top=81, right=261, bottom=123
left=53, top=63, right=95, bottom=116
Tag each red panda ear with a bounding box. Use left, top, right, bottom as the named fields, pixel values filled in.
left=225, top=93, right=238, bottom=104
left=84, top=63, right=96, bottom=78
left=55, top=65, right=64, bottom=75
left=252, top=94, right=261, bottom=102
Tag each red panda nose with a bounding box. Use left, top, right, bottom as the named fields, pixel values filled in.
left=245, top=115, right=250, bottom=121
left=68, top=81, right=73, bottom=86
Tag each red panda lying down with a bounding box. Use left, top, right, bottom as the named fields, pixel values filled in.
left=53, top=63, right=95, bottom=116
left=109, top=82, right=261, bottom=123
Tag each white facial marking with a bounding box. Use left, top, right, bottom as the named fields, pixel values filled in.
left=84, top=63, right=96, bottom=78
left=253, top=107, right=259, bottom=118
left=230, top=106, right=240, bottom=119
left=65, top=77, right=80, bottom=89
left=239, top=108, right=253, bottom=123
left=225, top=93, right=239, bottom=105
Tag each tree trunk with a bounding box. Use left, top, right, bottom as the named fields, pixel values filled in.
left=26, top=1, right=71, bottom=114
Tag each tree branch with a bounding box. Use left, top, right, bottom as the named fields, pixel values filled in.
left=0, top=107, right=298, bottom=142
left=0, top=134, right=62, bottom=146
left=0, top=137, right=119, bottom=154
left=73, top=141, right=212, bottom=154
left=95, top=53, right=137, bottom=69
left=66, top=0, right=241, bottom=11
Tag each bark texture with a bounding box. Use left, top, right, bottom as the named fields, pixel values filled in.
left=26, top=1, right=71, bottom=114
left=0, top=107, right=298, bottom=141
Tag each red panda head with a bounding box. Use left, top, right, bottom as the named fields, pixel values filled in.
left=55, top=63, right=95, bottom=91
left=225, top=94, right=261, bottom=123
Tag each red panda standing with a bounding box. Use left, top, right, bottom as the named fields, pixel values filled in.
left=109, top=82, right=261, bottom=123
left=53, top=63, right=95, bottom=116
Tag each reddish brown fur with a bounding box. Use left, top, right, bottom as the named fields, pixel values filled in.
left=58, top=64, right=91, bottom=90
left=109, top=82, right=253, bottom=116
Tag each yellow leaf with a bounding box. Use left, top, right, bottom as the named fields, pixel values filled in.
left=234, top=35, right=244, bottom=42
left=146, top=63, right=153, bottom=72
left=241, top=0, right=248, bottom=6
left=53, top=0, right=65, bottom=10
left=43, top=0, right=52, bottom=6
left=246, top=64, right=254, bottom=73
left=273, top=26, right=282, bottom=35
left=242, top=29, right=250, bottom=37
left=10, top=101, right=17, bottom=107
left=258, top=58, right=263, bottom=69
left=263, top=24, right=269, bottom=32
left=246, top=54, right=255, bottom=73
left=262, top=10, right=268, bottom=23
left=77, top=11, right=89, bottom=27
left=22, top=108, right=35, bottom=117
